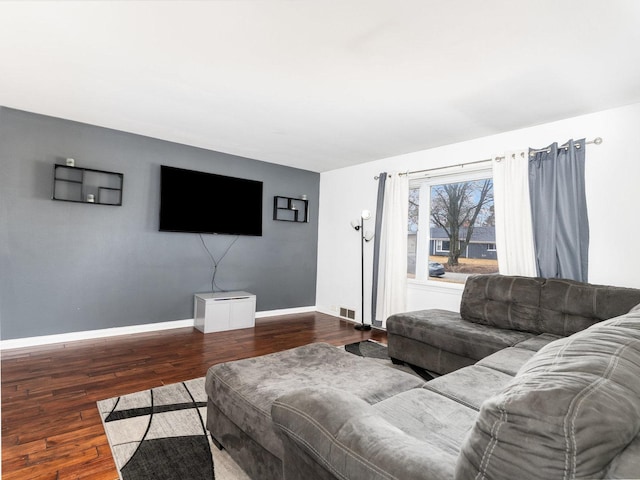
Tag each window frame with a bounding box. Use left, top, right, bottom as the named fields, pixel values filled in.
left=409, top=164, right=495, bottom=287
left=434, top=239, right=450, bottom=253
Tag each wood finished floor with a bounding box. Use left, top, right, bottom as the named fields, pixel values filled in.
left=1, top=313, right=386, bottom=479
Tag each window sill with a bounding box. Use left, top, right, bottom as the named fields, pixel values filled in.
left=407, top=279, right=465, bottom=292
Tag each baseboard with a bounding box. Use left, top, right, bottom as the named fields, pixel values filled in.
left=0, top=319, right=195, bottom=350
left=316, top=306, right=384, bottom=329
left=254, top=305, right=316, bottom=318
left=0, top=306, right=318, bottom=350
left=316, top=305, right=356, bottom=322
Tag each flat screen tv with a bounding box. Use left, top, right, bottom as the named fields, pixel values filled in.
left=159, top=165, right=263, bottom=236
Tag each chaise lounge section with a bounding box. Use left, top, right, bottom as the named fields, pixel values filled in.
left=205, top=342, right=425, bottom=479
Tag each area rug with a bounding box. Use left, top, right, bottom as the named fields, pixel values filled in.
left=97, top=340, right=429, bottom=480
left=97, top=377, right=249, bottom=480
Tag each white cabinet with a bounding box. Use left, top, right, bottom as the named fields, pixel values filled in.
left=194, top=291, right=256, bottom=333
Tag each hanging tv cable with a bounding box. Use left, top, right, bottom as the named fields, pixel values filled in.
left=199, top=234, right=240, bottom=292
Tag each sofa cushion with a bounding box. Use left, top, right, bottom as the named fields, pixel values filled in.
left=513, top=333, right=562, bottom=351
left=460, top=275, right=640, bottom=335
left=539, top=278, right=640, bottom=335
left=272, top=387, right=464, bottom=480
left=460, top=274, right=544, bottom=331
left=386, top=310, right=534, bottom=361
left=456, top=312, right=640, bottom=480
left=604, top=433, right=640, bottom=479
left=475, top=347, right=535, bottom=376
left=423, top=365, right=514, bottom=410
left=373, top=388, right=478, bottom=453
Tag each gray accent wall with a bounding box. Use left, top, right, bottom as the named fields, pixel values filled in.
left=0, top=108, right=319, bottom=340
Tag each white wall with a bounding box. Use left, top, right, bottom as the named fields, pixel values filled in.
left=316, top=102, right=640, bottom=321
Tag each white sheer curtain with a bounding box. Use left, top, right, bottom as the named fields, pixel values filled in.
left=375, top=173, right=409, bottom=328
left=493, top=151, right=537, bottom=276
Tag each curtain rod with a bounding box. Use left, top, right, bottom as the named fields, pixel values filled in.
left=527, top=136, right=602, bottom=156
left=374, top=137, right=603, bottom=179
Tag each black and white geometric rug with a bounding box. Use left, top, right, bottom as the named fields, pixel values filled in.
left=97, top=377, right=249, bottom=480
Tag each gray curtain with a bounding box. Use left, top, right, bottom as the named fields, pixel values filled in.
left=371, top=172, right=387, bottom=327
left=528, top=139, right=589, bottom=282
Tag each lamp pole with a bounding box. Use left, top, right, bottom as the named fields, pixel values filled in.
left=354, top=211, right=372, bottom=331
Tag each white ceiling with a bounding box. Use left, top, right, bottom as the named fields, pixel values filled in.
left=1, top=1, right=640, bottom=173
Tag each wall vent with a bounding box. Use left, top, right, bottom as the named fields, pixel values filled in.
left=339, top=307, right=356, bottom=320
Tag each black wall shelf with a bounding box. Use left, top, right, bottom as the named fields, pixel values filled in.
left=52, top=164, right=124, bottom=206
left=273, top=196, right=309, bottom=223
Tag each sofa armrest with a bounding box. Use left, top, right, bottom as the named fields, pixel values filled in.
left=271, top=387, right=456, bottom=480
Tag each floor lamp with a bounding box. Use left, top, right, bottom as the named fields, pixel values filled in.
left=351, top=209, right=374, bottom=331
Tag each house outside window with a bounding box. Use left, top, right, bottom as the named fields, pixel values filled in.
left=408, top=167, right=499, bottom=284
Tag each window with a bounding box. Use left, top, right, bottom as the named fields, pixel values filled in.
left=435, top=240, right=450, bottom=252
left=408, top=167, right=499, bottom=284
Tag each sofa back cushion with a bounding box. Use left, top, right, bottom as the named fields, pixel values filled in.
left=460, top=275, right=544, bottom=332
left=455, top=311, right=640, bottom=480
left=460, top=274, right=640, bottom=335
left=539, top=278, right=640, bottom=335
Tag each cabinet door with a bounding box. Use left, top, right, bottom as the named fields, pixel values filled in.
left=230, top=299, right=255, bottom=329
left=208, top=302, right=232, bottom=332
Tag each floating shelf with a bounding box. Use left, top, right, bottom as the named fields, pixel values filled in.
left=273, top=196, right=309, bottom=223
left=52, top=164, right=124, bottom=206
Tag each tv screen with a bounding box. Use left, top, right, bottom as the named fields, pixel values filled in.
left=159, top=165, right=263, bottom=236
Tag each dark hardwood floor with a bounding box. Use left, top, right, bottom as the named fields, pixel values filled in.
left=1, top=312, right=386, bottom=479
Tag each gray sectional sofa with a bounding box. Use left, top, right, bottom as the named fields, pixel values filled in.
left=387, top=274, right=640, bottom=374
left=273, top=308, right=640, bottom=480
left=206, top=275, right=640, bottom=480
